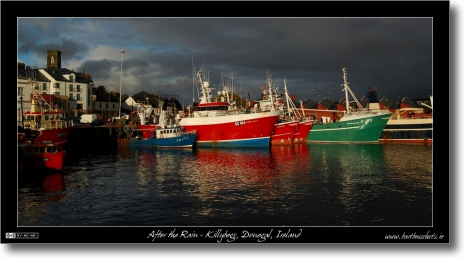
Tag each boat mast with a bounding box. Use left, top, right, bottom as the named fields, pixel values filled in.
left=283, top=78, right=302, bottom=118
left=342, top=67, right=363, bottom=113
left=29, top=78, right=53, bottom=113
left=192, top=55, right=195, bottom=105
left=197, top=68, right=212, bottom=104
left=343, top=68, right=350, bottom=112
left=267, top=75, right=275, bottom=111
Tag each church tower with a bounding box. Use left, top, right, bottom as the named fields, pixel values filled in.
left=47, top=50, right=61, bottom=70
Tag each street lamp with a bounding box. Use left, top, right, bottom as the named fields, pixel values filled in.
left=119, top=49, right=125, bottom=119
left=20, top=96, right=24, bottom=128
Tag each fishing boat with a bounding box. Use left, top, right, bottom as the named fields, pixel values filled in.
left=281, top=79, right=314, bottom=144
left=126, top=106, right=196, bottom=148
left=254, top=76, right=314, bottom=145
left=255, top=77, right=299, bottom=145
left=18, top=138, right=67, bottom=172
left=18, top=79, right=72, bottom=173
left=20, top=79, right=72, bottom=145
left=306, top=68, right=391, bottom=143
left=179, top=68, right=281, bottom=148
left=379, top=96, right=433, bottom=144
left=292, top=117, right=314, bottom=144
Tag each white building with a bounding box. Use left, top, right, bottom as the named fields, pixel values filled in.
left=17, top=50, right=94, bottom=119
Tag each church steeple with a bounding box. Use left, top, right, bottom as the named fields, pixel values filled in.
left=47, top=49, right=61, bottom=70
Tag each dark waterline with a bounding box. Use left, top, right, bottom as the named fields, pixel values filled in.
left=18, top=143, right=432, bottom=227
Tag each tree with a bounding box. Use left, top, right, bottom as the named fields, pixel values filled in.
left=121, top=94, right=129, bottom=103
left=92, top=85, right=108, bottom=94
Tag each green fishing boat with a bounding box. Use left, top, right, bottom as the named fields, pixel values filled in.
left=307, top=68, right=391, bottom=143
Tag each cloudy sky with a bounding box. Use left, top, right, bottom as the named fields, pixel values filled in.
left=17, top=17, right=433, bottom=106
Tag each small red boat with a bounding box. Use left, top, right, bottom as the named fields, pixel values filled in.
left=19, top=141, right=66, bottom=171
left=271, top=120, right=299, bottom=145
left=292, top=119, right=314, bottom=144
left=256, top=77, right=314, bottom=145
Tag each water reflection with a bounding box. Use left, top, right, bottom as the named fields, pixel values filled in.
left=174, top=146, right=315, bottom=219
left=18, top=172, right=65, bottom=225
left=306, top=143, right=432, bottom=226
left=17, top=143, right=432, bottom=226
left=132, top=148, right=195, bottom=196
left=381, top=144, right=433, bottom=190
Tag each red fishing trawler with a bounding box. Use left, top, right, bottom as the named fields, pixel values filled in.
left=18, top=79, right=72, bottom=172
left=258, top=77, right=299, bottom=145
left=253, top=77, right=313, bottom=145
left=179, top=68, right=280, bottom=148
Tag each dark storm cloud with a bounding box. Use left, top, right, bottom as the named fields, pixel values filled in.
left=17, top=17, right=433, bottom=103
left=79, top=59, right=115, bottom=81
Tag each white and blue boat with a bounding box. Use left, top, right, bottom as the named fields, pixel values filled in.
left=128, top=109, right=196, bottom=148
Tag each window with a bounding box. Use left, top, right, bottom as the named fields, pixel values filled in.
left=53, top=92, right=60, bottom=96
left=69, top=93, right=74, bottom=100
left=77, top=94, right=81, bottom=101
left=77, top=104, right=83, bottom=110
left=70, top=75, right=74, bottom=82
left=113, top=104, right=115, bottom=108
left=42, top=83, right=47, bottom=90
left=106, top=103, right=108, bottom=108
left=69, top=85, right=74, bottom=91
left=18, top=87, right=24, bottom=96
left=77, top=85, right=81, bottom=92
left=50, top=56, right=54, bottom=64
left=53, top=83, right=60, bottom=88
left=100, top=103, right=102, bottom=108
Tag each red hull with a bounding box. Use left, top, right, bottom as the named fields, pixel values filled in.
left=270, top=121, right=299, bottom=145
left=33, top=127, right=73, bottom=147
left=180, top=112, right=280, bottom=146
left=26, top=150, right=66, bottom=171
left=292, top=120, right=314, bottom=143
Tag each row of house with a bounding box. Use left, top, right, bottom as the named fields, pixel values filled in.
left=18, top=50, right=431, bottom=124
left=299, top=87, right=432, bottom=112
left=17, top=50, right=183, bottom=123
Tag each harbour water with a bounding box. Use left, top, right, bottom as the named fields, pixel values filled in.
left=18, top=143, right=433, bottom=228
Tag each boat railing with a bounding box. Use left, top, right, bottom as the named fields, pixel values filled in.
left=20, top=120, right=69, bottom=130
left=399, top=113, right=432, bottom=119
left=347, top=109, right=391, bottom=116
left=42, top=120, right=69, bottom=130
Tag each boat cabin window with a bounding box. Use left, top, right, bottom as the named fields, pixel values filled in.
left=198, top=106, right=228, bottom=111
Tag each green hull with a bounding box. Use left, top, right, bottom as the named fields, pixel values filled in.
left=307, top=113, right=391, bottom=143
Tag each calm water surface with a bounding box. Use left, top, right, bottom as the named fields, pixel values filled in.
left=18, top=143, right=432, bottom=226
